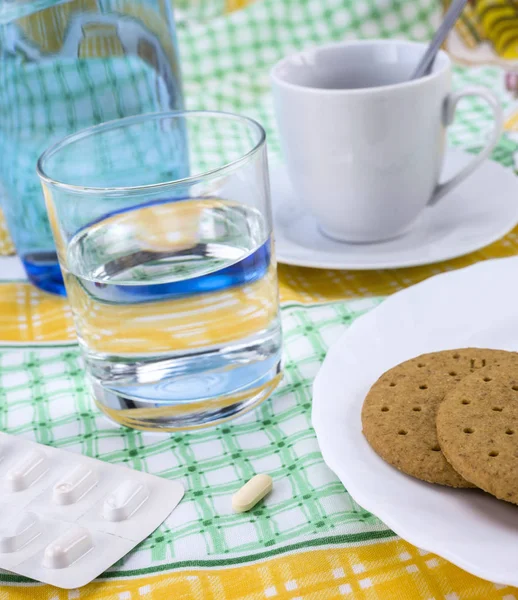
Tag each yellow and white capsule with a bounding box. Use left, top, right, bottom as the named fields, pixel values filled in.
left=232, top=474, right=273, bottom=513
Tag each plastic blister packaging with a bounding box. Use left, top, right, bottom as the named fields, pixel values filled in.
left=0, top=432, right=184, bottom=588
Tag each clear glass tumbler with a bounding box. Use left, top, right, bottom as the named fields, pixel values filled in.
left=37, top=111, right=282, bottom=431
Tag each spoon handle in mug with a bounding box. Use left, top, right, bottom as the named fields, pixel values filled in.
left=411, top=0, right=468, bottom=80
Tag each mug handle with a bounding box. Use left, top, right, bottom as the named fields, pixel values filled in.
left=429, top=86, right=504, bottom=206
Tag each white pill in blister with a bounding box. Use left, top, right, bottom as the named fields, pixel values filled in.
left=43, top=527, right=92, bottom=569
left=53, top=465, right=97, bottom=505
left=232, top=474, right=273, bottom=513
left=103, top=480, right=149, bottom=522
left=0, top=512, right=40, bottom=553
left=5, top=450, right=47, bottom=492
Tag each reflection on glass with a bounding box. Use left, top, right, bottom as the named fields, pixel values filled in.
left=0, top=0, right=184, bottom=294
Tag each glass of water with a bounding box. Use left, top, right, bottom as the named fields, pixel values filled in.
left=37, top=111, right=282, bottom=431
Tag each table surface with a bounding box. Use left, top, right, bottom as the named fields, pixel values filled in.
left=3, top=0, right=518, bottom=599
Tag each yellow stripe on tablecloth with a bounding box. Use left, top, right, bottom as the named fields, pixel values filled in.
left=0, top=210, right=14, bottom=256
left=0, top=276, right=279, bottom=348
left=64, top=264, right=278, bottom=354
left=278, top=226, right=518, bottom=304
left=1, top=540, right=516, bottom=599
left=0, top=283, right=75, bottom=342
left=1, top=226, right=518, bottom=342
left=226, top=0, right=254, bottom=12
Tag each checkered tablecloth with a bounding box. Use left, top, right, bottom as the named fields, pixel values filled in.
left=3, top=1, right=518, bottom=599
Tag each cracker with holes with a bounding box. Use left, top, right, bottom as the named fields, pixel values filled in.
left=437, top=360, right=518, bottom=504
left=361, top=349, right=514, bottom=488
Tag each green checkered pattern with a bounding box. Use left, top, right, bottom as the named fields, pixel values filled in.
left=176, top=0, right=517, bottom=165
left=178, top=0, right=442, bottom=165
left=2, top=0, right=518, bottom=585
left=0, top=56, right=173, bottom=253
left=0, top=299, right=389, bottom=580
left=174, top=0, right=227, bottom=23
left=4, top=0, right=516, bottom=254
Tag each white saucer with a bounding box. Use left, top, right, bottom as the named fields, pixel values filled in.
left=313, top=256, right=518, bottom=586
left=271, top=149, right=518, bottom=270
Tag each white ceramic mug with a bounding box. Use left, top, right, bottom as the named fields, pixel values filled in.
left=271, top=39, right=503, bottom=243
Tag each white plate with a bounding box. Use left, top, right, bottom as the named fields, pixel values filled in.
left=271, top=149, right=518, bottom=270
left=313, top=256, right=518, bottom=586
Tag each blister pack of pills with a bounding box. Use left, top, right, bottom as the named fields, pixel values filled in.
left=0, top=431, right=184, bottom=589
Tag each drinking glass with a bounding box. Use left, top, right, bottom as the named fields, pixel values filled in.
left=37, top=111, right=283, bottom=430
left=0, top=0, right=184, bottom=295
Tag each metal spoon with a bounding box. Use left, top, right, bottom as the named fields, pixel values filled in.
left=411, top=0, right=468, bottom=80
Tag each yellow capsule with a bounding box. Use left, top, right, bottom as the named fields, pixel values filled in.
left=232, top=474, right=273, bottom=513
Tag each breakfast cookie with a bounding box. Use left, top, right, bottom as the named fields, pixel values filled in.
left=437, top=359, right=518, bottom=504
left=362, top=348, right=515, bottom=487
